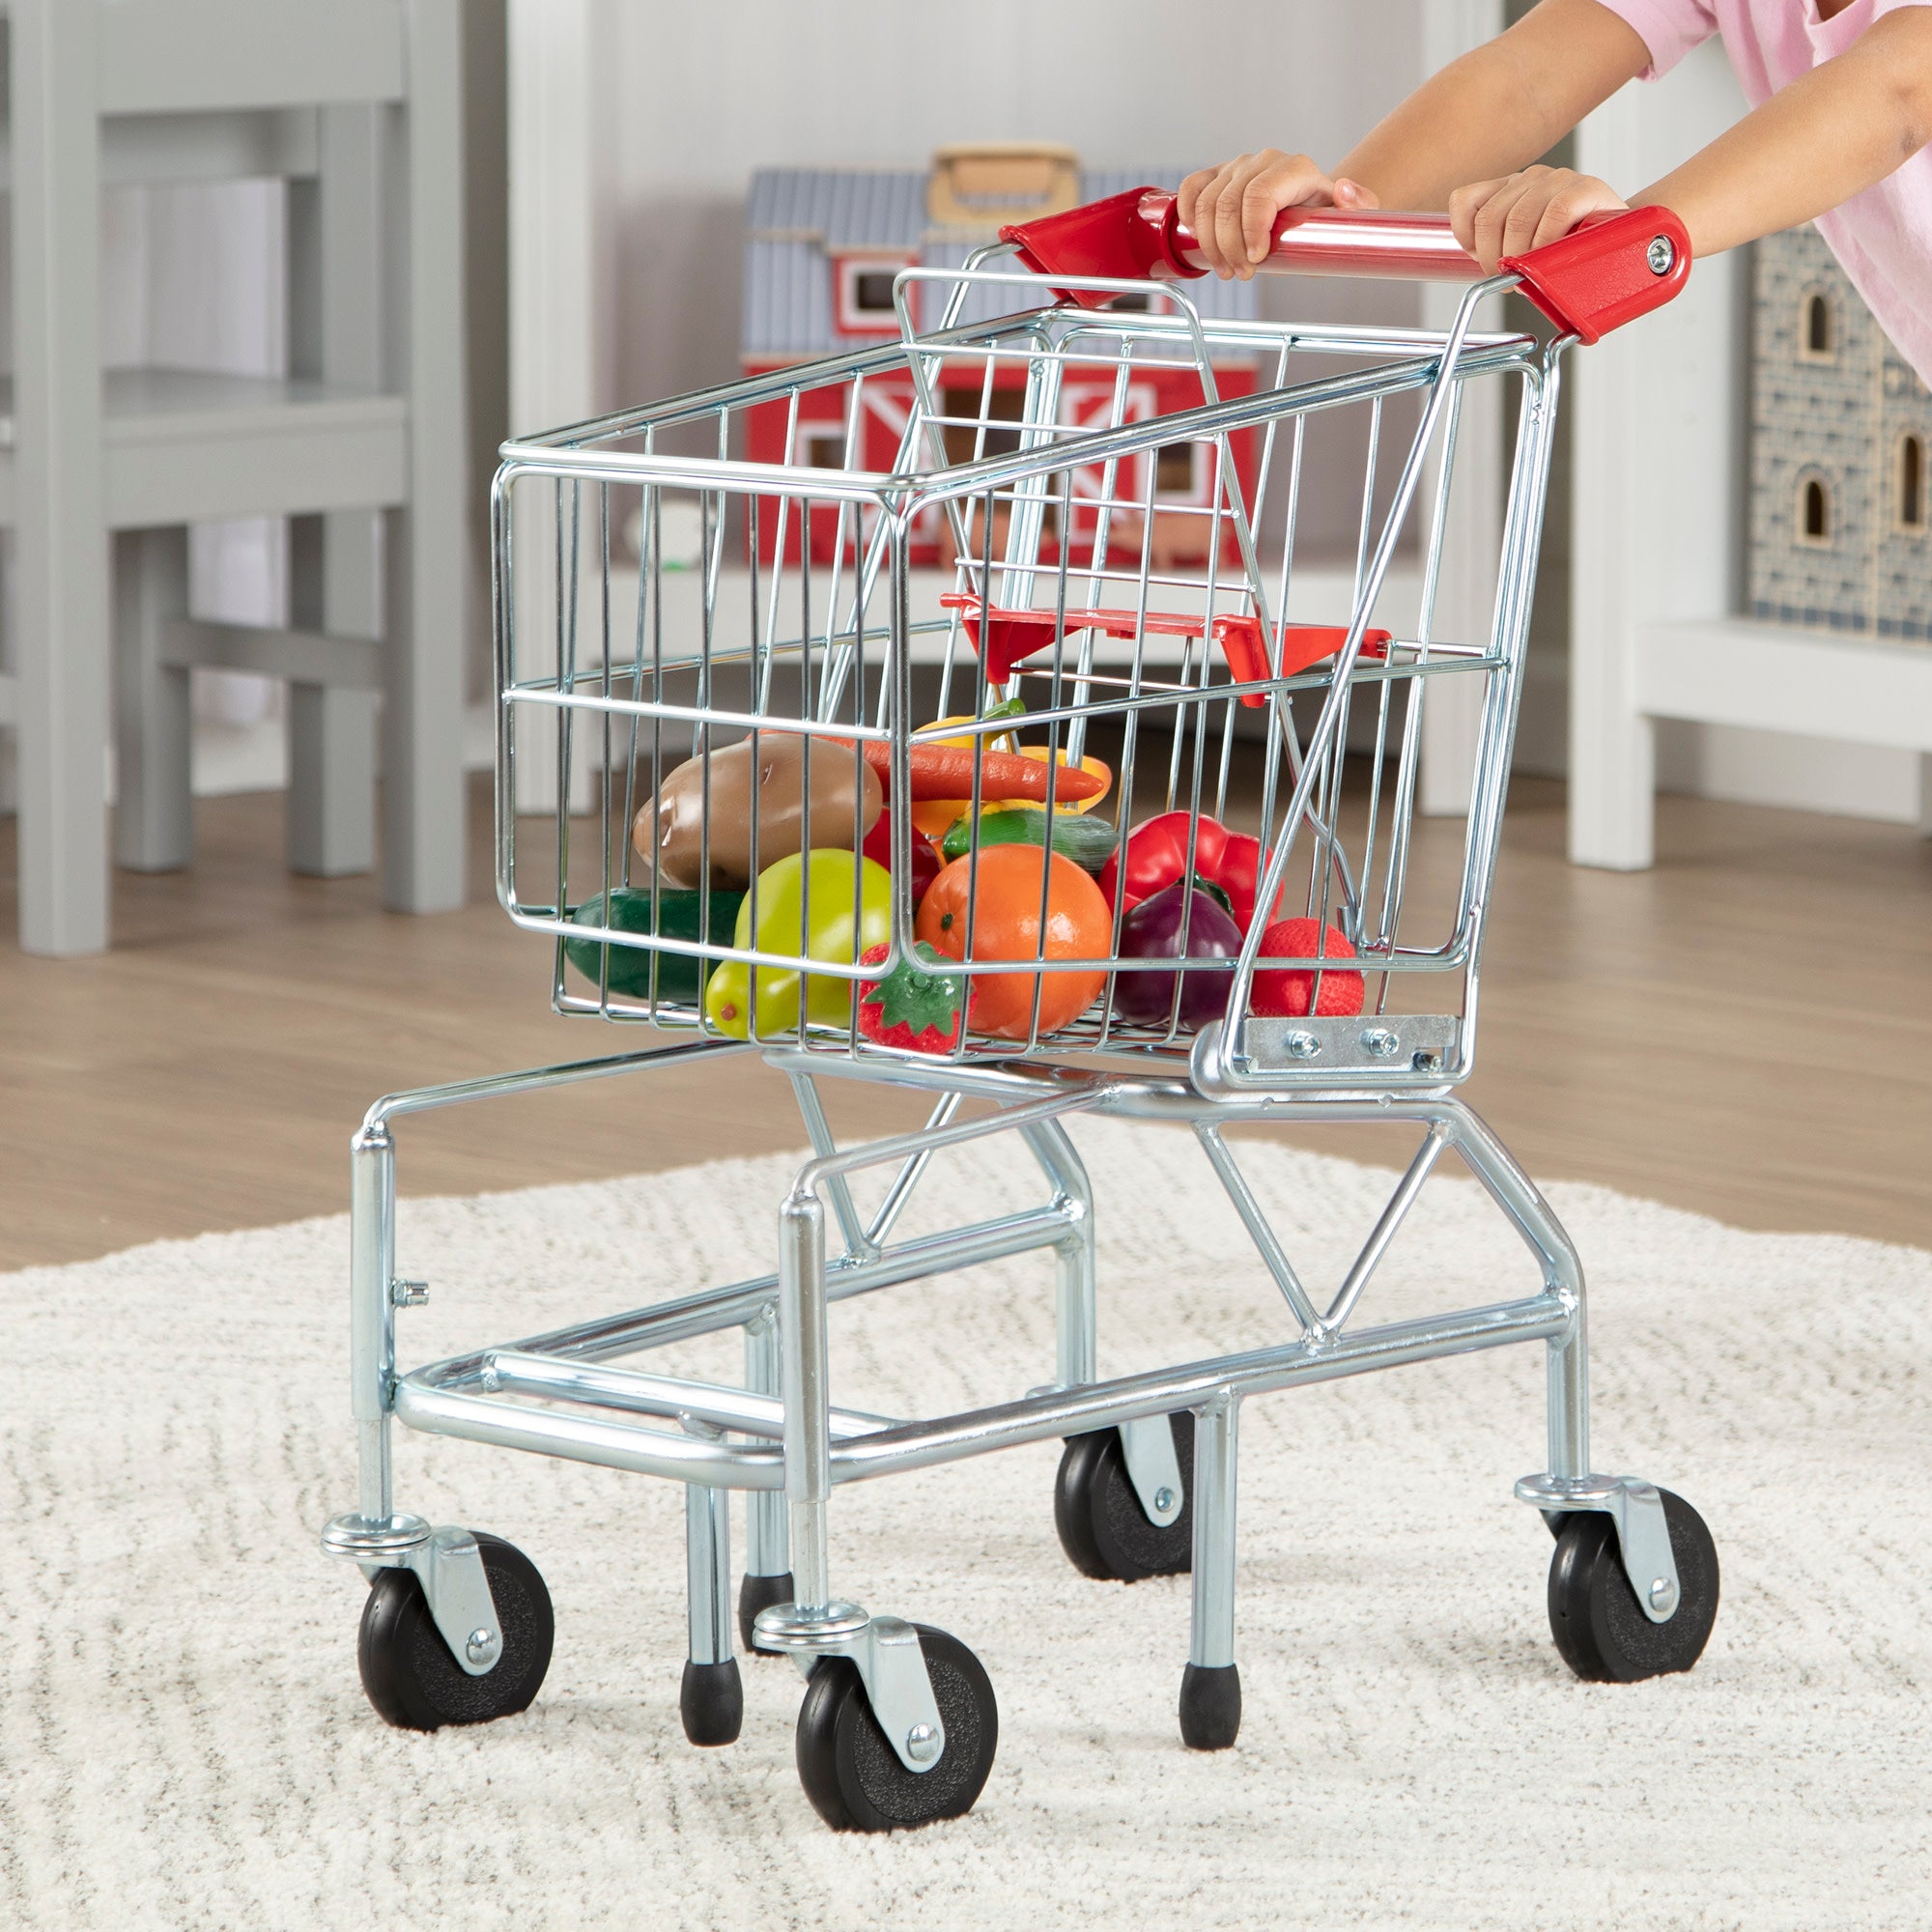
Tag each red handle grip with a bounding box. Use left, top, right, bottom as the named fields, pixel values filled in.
left=1002, top=186, right=1690, bottom=344
left=1160, top=193, right=1475, bottom=282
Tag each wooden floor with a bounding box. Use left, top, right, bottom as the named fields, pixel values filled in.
left=1, top=774, right=1927, bottom=1269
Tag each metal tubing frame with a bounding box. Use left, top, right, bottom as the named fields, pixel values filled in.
left=489, top=299, right=1552, bottom=1091
left=743, top=1307, right=788, bottom=1582
left=353, top=1047, right=1589, bottom=1505
left=350, top=1123, right=397, bottom=1525
left=318, top=237, right=1703, bottom=1744
left=682, top=1418, right=734, bottom=1667
left=1190, top=1395, right=1240, bottom=1671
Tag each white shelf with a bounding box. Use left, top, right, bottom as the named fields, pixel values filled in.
left=1637, top=618, right=1932, bottom=753
left=1571, top=51, right=1932, bottom=861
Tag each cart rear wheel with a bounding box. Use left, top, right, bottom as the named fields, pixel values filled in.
left=1054, top=1413, right=1193, bottom=1581
left=794, top=1625, right=997, bottom=1832
left=357, top=1532, right=554, bottom=1730
left=1547, top=1490, right=1719, bottom=1683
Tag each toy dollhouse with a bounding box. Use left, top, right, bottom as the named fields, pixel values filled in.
left=741, top=147, right=1262, bottom=568
left=1749, top=222, right=1932, bottom=639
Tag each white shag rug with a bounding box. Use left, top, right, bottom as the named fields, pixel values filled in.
left=5, top=1116, right=1930, bottom=1932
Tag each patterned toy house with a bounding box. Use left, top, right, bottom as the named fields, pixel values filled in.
left=1749, top=222, right=1932, bottom=639
left=741, top=147, right=1262, bottom=569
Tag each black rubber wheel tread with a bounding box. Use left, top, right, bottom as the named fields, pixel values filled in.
left=794, top=1625, right=998, bottom=1832
left=357, top=1531, right=554, bottom=1731
left=1548, top=1489, right=1719, bottom=1684
left=1053, top=1412, right=1194, bottom=1581
left=738, top=1570, right=796, bottom=1656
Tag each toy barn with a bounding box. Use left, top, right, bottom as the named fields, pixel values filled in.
left=741, top=146, right=1263, bottom=568
left=1749, top=221, right=1932, bottom=639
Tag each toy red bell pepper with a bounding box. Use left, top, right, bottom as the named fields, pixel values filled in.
left=862, top=809, right=944, bottom=904
left=1098, top=811, right=1278, bottom=932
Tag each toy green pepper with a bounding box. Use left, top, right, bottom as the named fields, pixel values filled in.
left=703, top=850, right=893, bottom=1038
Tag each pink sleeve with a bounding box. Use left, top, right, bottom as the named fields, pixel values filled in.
left=1590, top=0, right=1719, bottom=78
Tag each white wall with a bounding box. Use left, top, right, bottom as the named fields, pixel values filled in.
left=602, top=0, right=1433, bottom=413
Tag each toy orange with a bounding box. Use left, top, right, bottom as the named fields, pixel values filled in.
left=916, top=844, right=1109, bottom=1039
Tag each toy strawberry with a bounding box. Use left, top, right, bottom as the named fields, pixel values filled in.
left=1250, top=918, right=1366, bottom=1017
left=857, top=942, right=966, bottom=1054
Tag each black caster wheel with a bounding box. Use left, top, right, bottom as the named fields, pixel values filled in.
left=680, top=1658, right=744, bottom=1747
left=738, top=1570, right=796, bottom=1655
left=1178, top=1662, right=1242, bottom=1750
left=1548, top=1489, right=1719, bottom=1683
left=795, top=1625, right=998, bottom=1832
left=1054, top=1412, right=1193, bottom=1581
left=357, top=1531, right=554, bottom=1731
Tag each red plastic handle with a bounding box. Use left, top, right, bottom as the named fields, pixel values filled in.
left=1162, top=194, right=1475, bottom=282
left=1002, top=186, right=1690, bottom=344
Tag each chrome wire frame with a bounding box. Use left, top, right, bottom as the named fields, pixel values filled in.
left=333, top=1033, right=1596, bottom=1653
left=326, top=275, right=1641, bottom=1713
left=489, top=264, right=1558, bottom=1093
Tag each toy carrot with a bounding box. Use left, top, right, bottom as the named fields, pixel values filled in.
left=845, top=737, right=1107, bottom=806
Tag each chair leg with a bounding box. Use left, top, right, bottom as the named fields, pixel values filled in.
left=12, top=0, right=109, bottom=955
left=112, top=528, right=193, bottom=875
left=379, top=504, right=467, bottom=914
left=380, top=2, right=469, bottom=915
left=287, top=512, right=377, bottom=878
left=288, top=685, right=379, bottom=876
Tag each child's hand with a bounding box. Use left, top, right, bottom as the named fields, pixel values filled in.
left=1177, top=151, right=1381, bottom=279
left=1448, top=165, right=1628, bottom=273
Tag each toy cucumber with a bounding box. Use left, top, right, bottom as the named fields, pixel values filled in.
left=565, top=887, right=745, bottom=1004
left=940, top=807, right=1120, bottom=873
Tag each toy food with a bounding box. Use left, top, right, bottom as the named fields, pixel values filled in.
left=564, top=886, right=745, bottom=1005
left=857, top=737, right=1108, bottom=809
left=856, top=942, right=966, bottom=1055
left=1249, top=918, right=1365, bottom=1017
left=1110, top=876, right=1244, bottom=1030
left=861, top=809, right=944, bottom=904
left=885, top=705, right=1113, bottom=837
left=939, top=807, right=1118, bottom=872
left=915, top=844, right=1109, bottom=1040
left=1011, top=745, right=1111, bottom=813
left=634, top=734, right=881, bottom=891
left=1099, top=810, right=1278, bottom=932
left=702, top=851, right=893, bottom=1038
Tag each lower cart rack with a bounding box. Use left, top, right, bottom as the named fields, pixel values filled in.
left=323, top=1044, right=1719, bottom=1828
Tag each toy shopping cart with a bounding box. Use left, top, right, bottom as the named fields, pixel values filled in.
left=322, top=189, right=1720, bottom=1829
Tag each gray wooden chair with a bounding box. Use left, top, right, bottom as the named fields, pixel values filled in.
left=0, top=0, right=467, bottom=955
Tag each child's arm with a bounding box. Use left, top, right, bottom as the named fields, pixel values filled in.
left=1605, top=7, right=1932, bottom=262
left=1179, top=0, right=1649, bottom=278
left=1185, top=2, right=1932, bottom=281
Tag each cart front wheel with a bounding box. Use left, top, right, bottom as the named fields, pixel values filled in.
left=1054, top=1414, right=1193, bottom=1581
left=794, top=1625, right=997, bottom=1832
left=357, top=1531, right=554, bottom=1729
left=1547, top=1489, right=1719, bottom=1683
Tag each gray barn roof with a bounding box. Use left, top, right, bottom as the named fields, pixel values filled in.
left=744, top=165, right=1260, bottom=356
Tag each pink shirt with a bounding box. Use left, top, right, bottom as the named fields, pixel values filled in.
left=1598, top=0, right=1932, bottom=379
